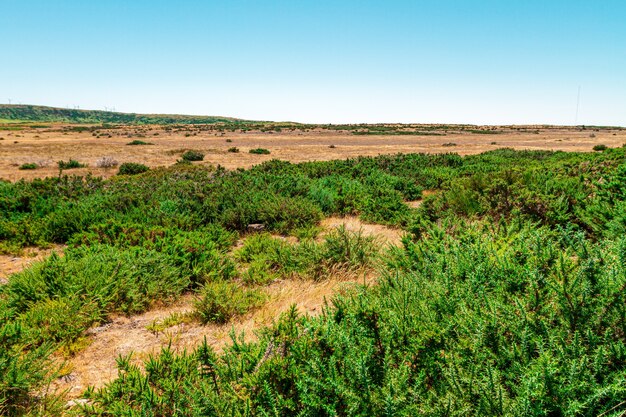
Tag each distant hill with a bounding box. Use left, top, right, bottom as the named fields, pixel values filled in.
left=0, top=104, right=248, bottom=125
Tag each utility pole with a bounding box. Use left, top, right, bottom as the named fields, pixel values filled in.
left=575, top=85, right=581, bottom=125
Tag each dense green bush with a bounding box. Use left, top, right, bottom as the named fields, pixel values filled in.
left=194, top=280, right=265, bottom=324
left=249, top=148, right=271, bottom=154
left=117, top=162, right=149, bottom=175
left=126, top=139, right=152, bottom=145
left=181, top=150, right=204, bottom=161
left=0, top=313, right=58, bottom=416
left=234, top=227, right=379, bottom=282
left=57, top=159, right=85, bottom=169
left=18, top=163, right=37, bottom=170
left=593, top=144, right=608, bottom=151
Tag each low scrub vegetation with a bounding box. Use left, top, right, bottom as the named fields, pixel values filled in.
left=249, top=147, right=271, bottom=154
left=57, top=159, right=85, bottom=170
left=3, top=148, right=626, bottom=415
left=194, top=280, right=265, bottom=324
left=181, top=150, right=204, bottom=161
left=117, top=162, right=149, bottom=175
left=18, top=162, right=38, bottom=170
left=126, top=139, right=153, bottom=145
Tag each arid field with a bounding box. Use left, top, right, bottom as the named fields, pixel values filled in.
left=1, top=123, right=624, bottom=181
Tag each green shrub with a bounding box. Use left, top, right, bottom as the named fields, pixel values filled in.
left=320, top=225, right=379, bottom=270
left=249, top=148, right=270, bottom=155
left=117, top=162, right=149, bottom=175
left=0, top=311, right=58, bottom=416
left=18, top=163, right=38, bottom=170
left=6, top=246, right=187, bottom=319
left=593, top=144, right=608, bottom=151
left=126, top=140, right=153, bottom=145
left=57, top=159, right=85, bottom=169
left=194, top=281, right=265, bottom=324
left=181, top=150, right=204, bottom=161
left=227, top=147, right=239, bottom=153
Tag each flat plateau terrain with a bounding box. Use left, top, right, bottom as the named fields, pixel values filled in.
left=1, top=123, right=624, bottom=181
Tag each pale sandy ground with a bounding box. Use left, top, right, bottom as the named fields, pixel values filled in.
left=1, top=124, right=625, bottom=181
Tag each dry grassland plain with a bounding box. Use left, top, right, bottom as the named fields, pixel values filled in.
left=1, top=123, right=625, bottom=181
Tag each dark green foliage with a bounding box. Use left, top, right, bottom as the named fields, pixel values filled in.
left=0, top=220, right=240, bottom=414
left=117, top=162, right=149, bottom=175
left=126, top=139, right=152, bottom=145
left=57, top=159, right=85, bottom=169
left=6, top=247, right=183, bottom=328
left=593, top=144, right=608, bottom=151
left=18, top=163, right=37, bottom=170
left=227, top=146, right=239, bottom=153
left=181, top=150, right=205, bottom=161
left=249, top=148, right=271, bottom=154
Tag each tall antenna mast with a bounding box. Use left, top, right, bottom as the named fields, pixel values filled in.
left=574, top=85, right=581, bottom=125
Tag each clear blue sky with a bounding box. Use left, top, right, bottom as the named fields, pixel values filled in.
left=2, top=0, right=625, bottom=125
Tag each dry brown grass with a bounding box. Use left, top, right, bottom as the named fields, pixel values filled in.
left=2, top=124, right=625, bottom=181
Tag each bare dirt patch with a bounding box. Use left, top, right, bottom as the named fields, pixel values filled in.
left=405, top=200, right=423, bottom=209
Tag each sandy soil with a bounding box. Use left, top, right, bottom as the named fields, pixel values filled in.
left=1, top=124, right=624, bottom=181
